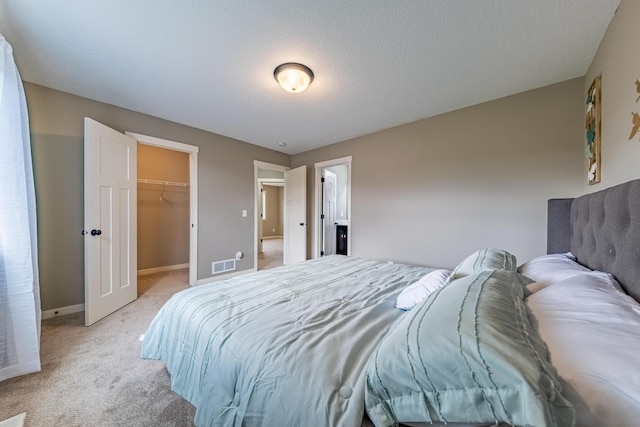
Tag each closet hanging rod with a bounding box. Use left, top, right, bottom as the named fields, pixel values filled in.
left=137, top=178, right=189, bottom=187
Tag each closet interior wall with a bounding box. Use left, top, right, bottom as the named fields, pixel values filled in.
left=137, top=144, right=190, bottom=272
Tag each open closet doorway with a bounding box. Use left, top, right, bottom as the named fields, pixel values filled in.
left=127, top=132, right=199, bottom=286
left=314, top=157, right=352, bottom=258
left=137, top=145, right=190, bottom=274
left=255, top=161, right=286, bottom=270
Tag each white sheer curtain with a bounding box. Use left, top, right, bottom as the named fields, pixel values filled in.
left=0, top=34, right=41, bottom=382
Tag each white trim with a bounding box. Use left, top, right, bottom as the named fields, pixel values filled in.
left=254, top=161, right=290, bottom=272
left=313, top=156, right=352, bottom=258
left=314, top=156, right=352, bottom=169
left=259, top=178, right=284, bottom=187
left=262, top=235, right=283, bottom=240
left=254, top=160, right=288, bottom=171
left=195, top=268, right=257, bottom=285
left=137, top=263, right=189, bottom=276
left=42, top=303, right=85, bottom=320
left=126, top=132, right=200, bottom=154
left=127, top=132, right=199, bottom=287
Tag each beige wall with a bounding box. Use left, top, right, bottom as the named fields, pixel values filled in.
left=26, top=83, right=289, bottom=310
left=137, top=144, right=190, bottom=270
left=293, top=79, right=585, bottom=269
left=583, top=0, right=640, bottom=192
left=30, top=0, right=639, bottom=310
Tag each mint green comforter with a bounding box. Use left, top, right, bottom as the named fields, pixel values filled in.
left=141, top=255, right=431, bottom=427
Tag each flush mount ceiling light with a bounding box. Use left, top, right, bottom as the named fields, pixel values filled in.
left=274, top=63, right=314, bottom=93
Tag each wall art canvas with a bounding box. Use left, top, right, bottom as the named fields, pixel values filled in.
left=585, top=75, right=601, bottom=185
left=629, top=79, right=640, bottom=142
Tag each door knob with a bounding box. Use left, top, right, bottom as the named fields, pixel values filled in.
left=90, top=229, right=102, bottom=236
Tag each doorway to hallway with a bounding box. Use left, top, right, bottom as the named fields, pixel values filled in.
left=314, top=157, right=352, bottom=258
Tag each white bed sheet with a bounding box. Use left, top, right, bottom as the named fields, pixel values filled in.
left=526, top=273, right=640, bottom=427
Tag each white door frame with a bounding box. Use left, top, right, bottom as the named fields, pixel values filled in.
left=313, top=156, right=352, bottom=259
left=126, top=132, right=199, bottom=286
left=254, top=161, right=289, bottom=270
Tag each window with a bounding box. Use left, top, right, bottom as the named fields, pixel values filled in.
left=0, top=34, right=41, bottom=381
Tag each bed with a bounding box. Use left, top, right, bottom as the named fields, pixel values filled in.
left=141, top=256, right=434, bottom=426
left=526, top=179, right=640, bottom=427
left=142, top=179, right=640, bottom=427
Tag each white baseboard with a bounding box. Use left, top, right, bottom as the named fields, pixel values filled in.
left=195, top=268, right=257, bottom=286
left=138, top=263, right=189, bottom=276
left=42, top=303, right=85, bottom=320
left=42, top=265, right=187, bottom=320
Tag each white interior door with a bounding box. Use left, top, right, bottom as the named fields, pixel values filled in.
left=322, top=170, right=337, bottom=256
left=84, top=117, right=137, bottom=326
left=284, top=165, right=307, bottom=264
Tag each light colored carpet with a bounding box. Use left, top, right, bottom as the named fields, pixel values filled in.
left=0, top=269, right=195, bottom=427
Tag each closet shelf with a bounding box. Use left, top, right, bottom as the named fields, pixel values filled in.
left=137, top=178, right=189, bottom=187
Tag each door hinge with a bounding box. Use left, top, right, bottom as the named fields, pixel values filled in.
left=321, top=177, right=325, bottom=183
left=321, top=214, right=325, bottom=220
left=321, top=250, right=325, bottom=256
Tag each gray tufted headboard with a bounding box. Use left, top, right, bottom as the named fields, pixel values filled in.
left=547, top=179, right=640, bottom=303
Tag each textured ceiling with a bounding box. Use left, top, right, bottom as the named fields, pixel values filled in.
left=0, top=0, right=619, bottom=154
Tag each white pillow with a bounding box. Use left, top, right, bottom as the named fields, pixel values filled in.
left=395, top=269, right=451, bottom=310
left=518, top=252, right=592, bottom=286
left=526, top=274, right=640, bottom=427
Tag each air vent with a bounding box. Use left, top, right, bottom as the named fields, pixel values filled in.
left=212, top=258, right=236, bottom=275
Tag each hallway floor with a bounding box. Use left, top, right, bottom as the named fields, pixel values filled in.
left=258, top=237, right=283, bottom=270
